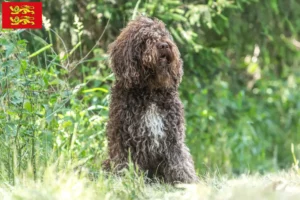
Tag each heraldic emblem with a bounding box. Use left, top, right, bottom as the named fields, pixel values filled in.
left=2, top=2, right=42, bottom=29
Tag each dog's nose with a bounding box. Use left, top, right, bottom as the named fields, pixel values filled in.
left=157, top=42, right=169, bottom=49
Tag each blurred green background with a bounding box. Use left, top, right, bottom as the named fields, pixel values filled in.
left=1, top=0, right=300, bottom=183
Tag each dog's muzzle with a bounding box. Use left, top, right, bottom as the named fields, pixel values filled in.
left=157, top=42, right=172, bottom=64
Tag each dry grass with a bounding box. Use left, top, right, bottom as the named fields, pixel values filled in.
left=1, top=165, right=300, bottom=200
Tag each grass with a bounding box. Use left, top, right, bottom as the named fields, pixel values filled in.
left=1, top=160, right=300, bottom=200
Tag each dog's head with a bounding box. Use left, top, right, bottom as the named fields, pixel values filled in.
left=109, top=16, right=183, bottom=89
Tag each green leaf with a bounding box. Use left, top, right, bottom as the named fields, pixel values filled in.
left=169, top=27, right=184, bottom=44
left=5, top=44, right=14, bottom=58
left=20, top=60, right=28, bottom=75
left=62, top=42, right=82, bottom=61
left=24, top=101, right=33, bottom=112
left=82, top=88, right=108, bottom=93
left=28, top=44, right=53, bottom=58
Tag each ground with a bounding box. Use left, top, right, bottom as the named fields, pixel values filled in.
left=1, top=165, right=300, bottom=200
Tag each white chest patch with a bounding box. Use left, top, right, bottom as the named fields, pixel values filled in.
left=143, top=104, right=165, bottom=139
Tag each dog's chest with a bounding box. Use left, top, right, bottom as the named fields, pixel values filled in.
left=143, top=103, right=165, bottom=139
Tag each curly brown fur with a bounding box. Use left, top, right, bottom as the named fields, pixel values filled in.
left=104, top=16, right=199, bottom=184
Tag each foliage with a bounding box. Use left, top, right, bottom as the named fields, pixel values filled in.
left=0, top=0, right=300, bottom=186
left=0, top=29, right=108, bottom=183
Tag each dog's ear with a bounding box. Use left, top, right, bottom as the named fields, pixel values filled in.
left=108, top=25, right=143, bottom=88
left=170, top=46, right=183, bottom=86
left=175, top=59, right=183, bottom=85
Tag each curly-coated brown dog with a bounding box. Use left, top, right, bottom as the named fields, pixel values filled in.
left=104, top=16, right=198, bottom=184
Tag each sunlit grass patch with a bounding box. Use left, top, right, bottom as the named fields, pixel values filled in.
left=1, top=163, right=300, bottom=200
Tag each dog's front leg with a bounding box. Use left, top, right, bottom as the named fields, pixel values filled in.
left=163, top=144, right=199, bottom=184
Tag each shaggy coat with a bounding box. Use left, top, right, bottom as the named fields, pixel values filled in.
left=104, top=16, right=198, bottom=184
